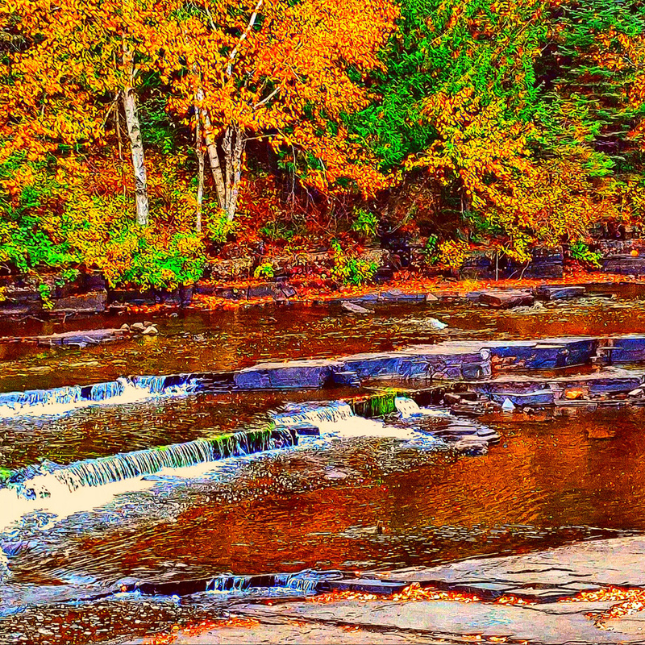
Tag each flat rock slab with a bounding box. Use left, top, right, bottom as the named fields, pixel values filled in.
left=477, top=290, right=535, bottom=309
left=381, top=535, right=645, bottom=596
left=234, top=599, right=636, bottom=644
left=536, top=285, right=586, bottom=300
left=465, top=368, right=644, bottom=397
left=1, top=328, right=129, bottom=347
left=341, top=301, right=373, bottom=315
left=603, top=335, right=645, bottom=364
left=603, top=255, right=645, bottom=275
left=234, top=359, right=342, bottom=390
left=164, top=615, right=439, bottom=644
left=51, top=290, right=107, bottom=313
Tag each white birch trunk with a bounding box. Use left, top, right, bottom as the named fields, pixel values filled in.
left=195, top=108, right=204, bottom=233
left=122, top=46, right=149, bottom=227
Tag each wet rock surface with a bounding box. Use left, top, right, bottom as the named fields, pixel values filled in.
left=476, top=290, right=535, bottom=309
left=8, top=292, right=645, bottom=643
left=231, top=599, right=630, bottom=644
left=380, top=536, right=645, bottom=597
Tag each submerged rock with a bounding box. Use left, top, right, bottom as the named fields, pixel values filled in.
left=537, top=285, right=586, bottom=300
left=341, top=301, right=373, bottom=315
left=427, top=317, right=448, bottom=330
left=477, top=290, right=535, bottom=309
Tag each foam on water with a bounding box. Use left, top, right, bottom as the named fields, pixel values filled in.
left=0, top=428, right=295, bottom=534
left=273, top=399, right=440, bottom=441
left=0, top=475, right=157, bottom=534
left=0, top=375, right=200, bottom=419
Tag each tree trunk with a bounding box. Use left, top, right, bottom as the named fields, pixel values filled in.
left=195, top=107, right=204, bottom=233
left=222, top=123, right=246, bottom=222
left=122, top=46, right=149, bottom=227
left=200, top=104, right=227, bottom=212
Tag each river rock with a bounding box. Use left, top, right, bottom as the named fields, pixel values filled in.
left=493, top=390, right=555, bottom=407
left=13, top=328, right=131, bottom=347
left=443, top=393, right=462, bottom=405
left=341, top=301, right=373, bottom=315
left=477, top=290, right=535, bottom=309
left=427, top=317, right=448, bottom=330
left=234, top=359, right=342, bottom=390
left=536, top=285, right=586, bottom=300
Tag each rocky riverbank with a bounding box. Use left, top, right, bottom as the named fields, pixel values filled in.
left=4, top=237, right=645, bottom=320
left=6, top=536, right=645, bottom=644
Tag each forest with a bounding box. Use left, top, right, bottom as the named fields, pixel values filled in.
left=1, top=0, right=644, bottom=290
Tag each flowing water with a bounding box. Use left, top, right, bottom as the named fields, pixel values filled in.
left=4, top=287, right=645, bottom=642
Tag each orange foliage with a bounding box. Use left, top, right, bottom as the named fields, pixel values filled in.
left=559, top=586, right=645, bottom=629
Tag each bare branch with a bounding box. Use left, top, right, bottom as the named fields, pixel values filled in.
left=226, top=0, right=263, bottom=76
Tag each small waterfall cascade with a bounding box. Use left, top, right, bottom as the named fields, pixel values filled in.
left=271, top=400, right=418, bottom=440
left=0, top=374, right=201, bottom=418
left=206, top=569, right=342, bottom=596
left=273, top=569, right=341, bottom=594
left=7, top=427, right=297, bottom=499
left=272, top=401, right=355, bottom=428
left=207, top=576, right=252, bottom=593
left=395, top=397, right=422, bottom=418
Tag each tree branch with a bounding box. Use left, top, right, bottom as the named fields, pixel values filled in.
left=227, top=0, right=263, bottom=77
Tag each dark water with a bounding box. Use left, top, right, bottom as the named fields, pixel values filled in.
left=3, top=290, right=645, bottom=642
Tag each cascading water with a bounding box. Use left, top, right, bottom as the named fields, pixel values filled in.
left=395, top=396, right=423, bottom=418
left=273, top=400, right=356, bottom=427
left=0, top=374, right=201, bottom=418
left=273, top=570, right=337, bottom=594
left=0, top=427, right=297, bottom=534
left=272, top=400, right=427, bottom=440
left=207, top=576, right=252, bottom=593
left=9, top=428, right=295, bottom=499
left=205, top=569, right=341, bottom=597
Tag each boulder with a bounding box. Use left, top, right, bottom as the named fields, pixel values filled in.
left=341, top=301, right=373, bottom=315
left=234, top=359, right=342, bottom=390
left=478, top=290, right=535, bottom=309
left=536, top=285, right=586, bottom=300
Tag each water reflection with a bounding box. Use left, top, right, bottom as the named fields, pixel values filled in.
left=4, top=406, right=643, bottom=602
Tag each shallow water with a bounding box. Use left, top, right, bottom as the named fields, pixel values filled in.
left=3, top=292, right=645, bottom=642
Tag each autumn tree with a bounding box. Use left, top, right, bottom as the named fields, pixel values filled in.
left=0, top=0, right=159, bottom=225
left=157, top=0, right=399, bottom=222
left=352, top=0, right=621, bottom=259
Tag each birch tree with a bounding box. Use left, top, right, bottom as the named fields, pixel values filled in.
left=160, top=0, right=399, bottom=222
left=0, top=0, right=154, bottom=225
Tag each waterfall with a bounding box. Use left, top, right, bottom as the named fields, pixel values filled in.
left=206, top=570, right=341, bottom=596
left=273, top=401, right=355, bottom=427
left=273, top=570, right=334, bottom=594
left=8, top=427, right=297, bottom=499
left=207, top=576, right=252, bottom=593
left=88, top=379, right=125, bottom=402
left=395, top=397, right=422, bottom=418
left=0, top=374, right=201, bottom=418
left=272, top=401, right=420, bottom=440
left=0, top=385, right=83, bottom=415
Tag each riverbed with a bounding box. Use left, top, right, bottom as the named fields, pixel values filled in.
left=3, top=287, right=645, bottom=643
